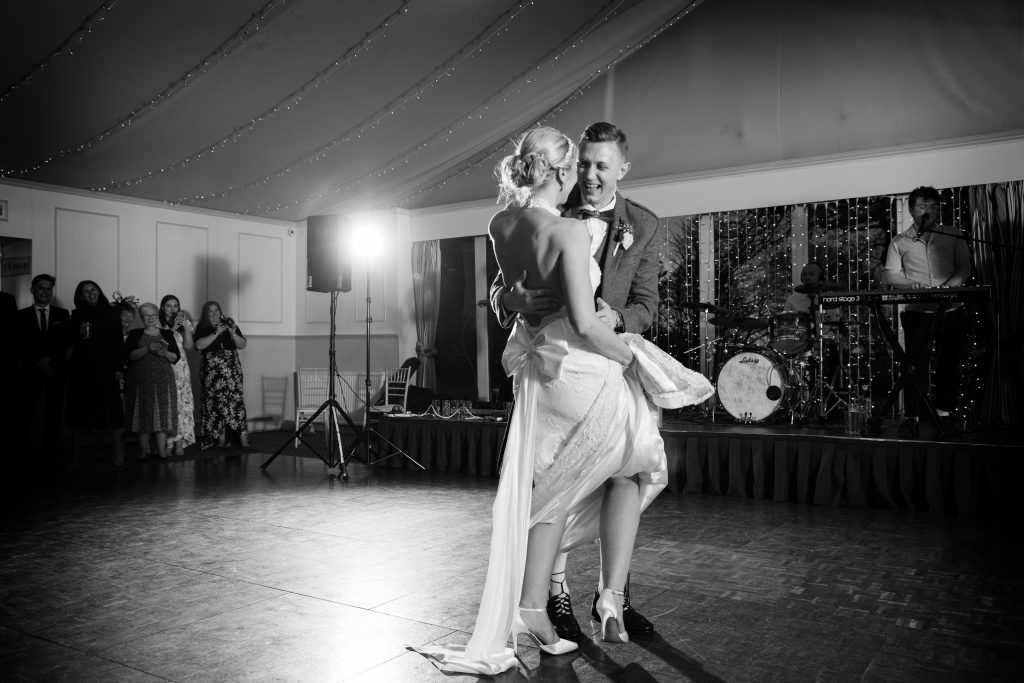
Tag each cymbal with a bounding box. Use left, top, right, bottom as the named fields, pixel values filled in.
left=708, top=316, right=740, bottom=328
left=679, top=301, right=725, bottom=313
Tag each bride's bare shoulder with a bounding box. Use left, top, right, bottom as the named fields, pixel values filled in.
left=548, top=216, right=589, bottom=246
left=488, top=207, right=520, bottom=236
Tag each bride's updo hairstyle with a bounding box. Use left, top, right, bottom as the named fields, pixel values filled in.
left=496, top=127, right=574, bottom=206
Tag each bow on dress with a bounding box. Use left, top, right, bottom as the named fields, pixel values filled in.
left=501, top=326, right=570, bottom=381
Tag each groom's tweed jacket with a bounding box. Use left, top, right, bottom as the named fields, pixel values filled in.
left=489, top=190, right=663, bottom=334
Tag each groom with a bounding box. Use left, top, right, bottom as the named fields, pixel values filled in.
left=489, top=121, right=663, bottom=639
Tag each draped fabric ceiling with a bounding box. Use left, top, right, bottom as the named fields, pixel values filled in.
left=2, top=0, right=1023, bottom=223
left=0, top=0, right=700, bottom=221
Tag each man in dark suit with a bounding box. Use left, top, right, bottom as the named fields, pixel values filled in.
left=489, top=122, right=663, bottom=639
left=16, top=274, right=70, bottom=458
left=0, top=289, right=19, bottom=439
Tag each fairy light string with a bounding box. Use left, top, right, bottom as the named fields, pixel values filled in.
left=0, top=0, right=119, bottom=106
left=385, top=0, right=706, bottom=213
left=170, top=0, right=537, bottom=205
left=242, top=0, right=680, bottom=216
left=4, top=0, right=297, bottom=176
left=94, top=0, right=416, bottom=192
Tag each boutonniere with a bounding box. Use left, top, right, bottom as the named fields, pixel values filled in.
left=613, top=218, right=634, bottom=254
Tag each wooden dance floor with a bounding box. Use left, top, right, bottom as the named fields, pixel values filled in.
left=1, top=433, right=1021, bottom=682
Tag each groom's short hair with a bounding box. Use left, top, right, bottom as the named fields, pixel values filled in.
left=580, top=122, right=628, bottom=159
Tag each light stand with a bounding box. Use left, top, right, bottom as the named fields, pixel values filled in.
left=261, top=290, right=357, bottom=479
left=349, top=268, right=424, bottom=469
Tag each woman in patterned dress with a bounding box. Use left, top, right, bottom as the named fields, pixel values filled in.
left=123, top=302, right=179, bottom=459
left=194, top=301, right=249, bottom=449
left=159, top=295, right=196, bottom=456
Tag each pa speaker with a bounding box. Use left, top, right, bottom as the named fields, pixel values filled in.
left=306, top=215, right=352, bottom=292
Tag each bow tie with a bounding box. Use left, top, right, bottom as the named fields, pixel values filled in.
left=574, top=208, right=614, bottom=223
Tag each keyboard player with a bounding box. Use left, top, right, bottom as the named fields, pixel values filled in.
left=881, top=186, right=972, bottom=429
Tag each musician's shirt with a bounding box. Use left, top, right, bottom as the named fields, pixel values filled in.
left=884, top=225, right=971, bottom=312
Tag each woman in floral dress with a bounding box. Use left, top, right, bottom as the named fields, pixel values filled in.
left=194, top=301, right=249, bottom=449
left=159, top=294, right=196, bottom=456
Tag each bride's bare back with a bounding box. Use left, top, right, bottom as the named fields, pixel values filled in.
left=489, top=207, right=585, bottom=326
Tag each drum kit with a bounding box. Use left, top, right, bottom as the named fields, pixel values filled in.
left=687, top=284, right=859, bottom=425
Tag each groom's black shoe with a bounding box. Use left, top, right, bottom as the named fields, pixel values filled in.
left=546, top=592, right=583, bottom=641
left=590, top=577, right=654, bottom=634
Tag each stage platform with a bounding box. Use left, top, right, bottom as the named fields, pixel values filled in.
left=371, top=414, right=1022, bottom=519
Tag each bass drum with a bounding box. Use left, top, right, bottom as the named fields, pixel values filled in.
left=716, top=349, right=790, bottom=422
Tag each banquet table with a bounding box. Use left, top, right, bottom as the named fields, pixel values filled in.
left=371, top=414, right=508, bottom=475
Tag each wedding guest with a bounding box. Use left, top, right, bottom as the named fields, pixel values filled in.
left=16, top=274, right=71, bottom=457
left=1, top=289, right=19, bottom=443
left=123, top=303, right=179, bottom=459
left=194, top=301, right=249, bottom=449
left=66, top=280, right=124, bottom=466
left=159, top=295, right=196, bottom=456
left=117, top=301, right=137, bottom=342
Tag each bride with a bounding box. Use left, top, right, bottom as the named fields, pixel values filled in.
left=414, top=127, right=712, bottom=674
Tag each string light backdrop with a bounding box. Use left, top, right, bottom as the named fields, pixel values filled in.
left=655, top=185, right=992, bottom=426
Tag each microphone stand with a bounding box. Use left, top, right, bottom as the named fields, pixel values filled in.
left=261, top=290, right=356, bottom=479
left=349, top=268, right=424, bottom=470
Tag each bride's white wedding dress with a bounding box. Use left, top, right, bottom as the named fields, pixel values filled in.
left=414, top=241, right=714, bottom=675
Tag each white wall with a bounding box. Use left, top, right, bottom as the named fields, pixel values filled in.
left=407, top=132, right=1024, bottom=239
left=0, top=181, right=418, bottom=424
left=0, top=181, right=301, bottom=422
left=4, top=130, right=1022, bottom=422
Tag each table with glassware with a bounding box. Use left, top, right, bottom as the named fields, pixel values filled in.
left=370, top=401, right=511, bottom=475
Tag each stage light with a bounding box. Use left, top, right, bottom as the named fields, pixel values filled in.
left=348, top=214, right=387, bottom=262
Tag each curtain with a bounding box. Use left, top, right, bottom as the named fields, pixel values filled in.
left=969, top=181, right=1024, bottom=424
left=412, top=240, right=441, bottom=392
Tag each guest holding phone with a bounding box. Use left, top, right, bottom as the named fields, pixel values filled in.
left=194, top=301, right=249, bottom=449
left=159, top=294, right=196, bottom=456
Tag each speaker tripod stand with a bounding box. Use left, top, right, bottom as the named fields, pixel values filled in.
left=261, top=290, right=357, bottom=480
left=348, top=270, right=423, bottom=470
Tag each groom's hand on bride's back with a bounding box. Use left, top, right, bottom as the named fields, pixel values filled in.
left=504, top=270, right=560, bottom=316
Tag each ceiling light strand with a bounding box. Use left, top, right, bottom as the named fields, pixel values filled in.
left=396, top=0, right=707, bottom=210
left=0, top=0, right=120, bottom=106
left=3, top=0, right=297, bottom=178
left=171, top=0, right=534, bottom=205
left=93, top=0, right=418, bottom=192
left=240, top=0, right=641, bottom=216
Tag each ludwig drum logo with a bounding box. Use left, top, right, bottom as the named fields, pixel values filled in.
left=739, top=356, right=758, bottom=364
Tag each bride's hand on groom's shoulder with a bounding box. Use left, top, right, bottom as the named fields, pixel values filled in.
left=505, top=270, right=559, bottom=315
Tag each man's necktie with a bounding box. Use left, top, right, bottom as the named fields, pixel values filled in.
left=39, top=308, right=47, bottom=335
left=574, top=208, right=614, bottom=223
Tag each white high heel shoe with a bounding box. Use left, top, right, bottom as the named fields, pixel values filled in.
left=595, top=588, right=629, bottom=643
left=511, top=608, right=579, bottom=656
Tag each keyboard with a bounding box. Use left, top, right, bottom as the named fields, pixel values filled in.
left=818, top=286, right=991, bottom=306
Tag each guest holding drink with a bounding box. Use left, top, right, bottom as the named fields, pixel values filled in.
left=194, top=301, right=249, bottom=449
left=67, top=280, right=125, bottom=466
left=159, top=295, right=196, bottom=456
left=123, top=303, right=180, bottom=460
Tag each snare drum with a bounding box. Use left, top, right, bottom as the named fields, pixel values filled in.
left=771, top=312, right=812, bottom=355
left=716, top=349, right=790, bottom=422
